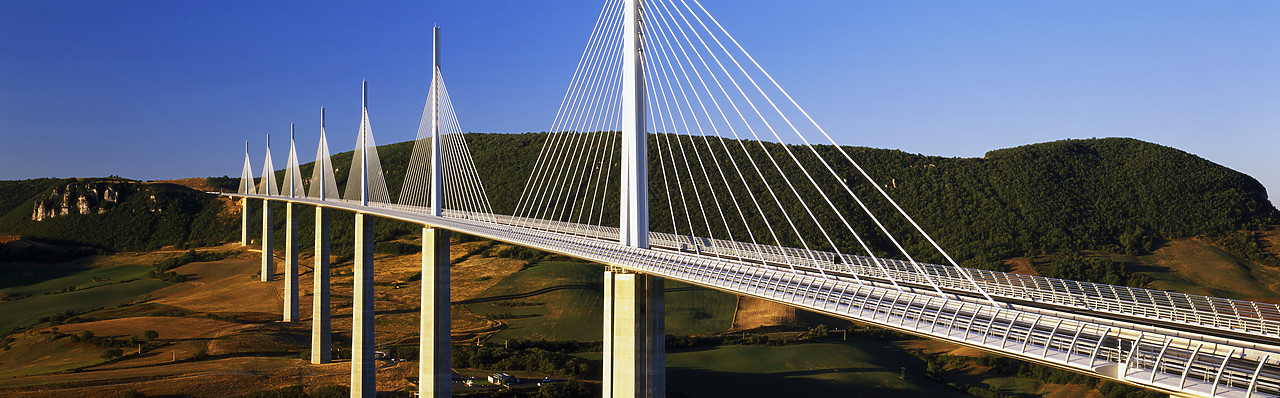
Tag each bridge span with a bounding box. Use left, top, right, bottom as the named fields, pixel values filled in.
left=223, top=0, right=1280, bottom=397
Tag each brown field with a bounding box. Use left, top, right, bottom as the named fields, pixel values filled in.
left=150, top=177, right=217, bottom=192
left=1263, top=226, right=1280, bottom=259
left=728, top=296, right=795, bottom=331
left=6, top=225, right=1276, bottom=396
left=1004, top=257, right=1038, bottom=276
left=0, top=239, right=532, bottom=396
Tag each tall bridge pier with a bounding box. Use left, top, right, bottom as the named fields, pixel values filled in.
left=419, top=228, right=450, bottom=397
left=607, top=0, right=666, bottom=396
left=351, top=212, right=375, bottom=397
left=283, top=202, right=299, bottom=321
left=311, top=206, right=331, bottom=364
left=604, top=270, right=665, bottom=398
left=240, top=198, right=249, bottom=246
left=260, top=199, right=272, bottom=281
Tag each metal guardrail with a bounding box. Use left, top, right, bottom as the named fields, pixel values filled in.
left=472, top=210, right=1280, bottom=339
left=230, top=194, right=1280, bottom=397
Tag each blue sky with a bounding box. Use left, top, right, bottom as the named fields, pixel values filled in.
left=1, top=1, right=1277, bottom=205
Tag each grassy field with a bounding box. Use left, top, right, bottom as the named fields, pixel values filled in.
left=0, top=330, right=108, bottom=378
left=663, top=342, right=964, bottom=397
left=0, top=263, right=152, bottom=298
left=465, top=261, right=738, bottom=341
left=1136, top=238, right=1280, bottom=300
left=0, top=278, right=169, bottom=331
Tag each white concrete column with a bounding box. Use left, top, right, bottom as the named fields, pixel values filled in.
left=419, top=227, right=450, bottom=397
left=261, top=200, right=273, bottom=281
left=283, top=202, right=299, bottom=322
left=351, top=213, right=375, bottom=397
left=605, top=270, right=665, bottom=398
left=240, top=198, right=249, bottom=246
left=429, top=27, right=443, bottom=217
left=619, top=0, right=648, bottom=248
left=311, top=206, right=331, bottom=364
left=603, top=270, right=615, bottom=397
left=645, top=275, right=665, bottom=395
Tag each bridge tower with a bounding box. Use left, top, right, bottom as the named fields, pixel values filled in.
left=606, top=0, right=665, bottom=396
left=351, top=81, right=376, bottom=398
left=240, top=141, right=251, bottom=247
left=261, top=134, right=274, bottom=282
left=311, top=108, right=332, bottom=364
left=419, top=25, right=453, bottom=398
left=283, top=124, right=300, bottom=322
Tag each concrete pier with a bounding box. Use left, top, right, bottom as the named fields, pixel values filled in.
left=283, top=203, right=299, bottom=322
left=603, top=270, right=665, bottom=398
left=261, top=200, right=273, bottom=281
left=240, top=199, right=249, bottom=246
left=311, top=207, right=331, bottom=364
left=351, top=213, right=375, bottom=397
left=419, top=228, right=450, bottom=397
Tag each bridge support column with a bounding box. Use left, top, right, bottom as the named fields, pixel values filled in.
left=240, top=199, right=249, bottom=246
left=261, top=200, right=273, bottom=281
left=351, top=213, right=375, bottom=397
left=283, top=203, right=299, bottom=322
left=419, top=227, right=450, bottom=397
left=311, top=207, right=331, bottom=364
left=603, top=269, right=665, bottom=398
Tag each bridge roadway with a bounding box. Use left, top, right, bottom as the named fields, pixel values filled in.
left=229, top=193, right=1280, bottom=397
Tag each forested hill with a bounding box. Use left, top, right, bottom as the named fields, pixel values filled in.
left=244, top=134, right=1271, bottom=269
left=0, top=179, right=233, bottom=254
left=0, top=135, right=1273, bottom=267
left=849, top=138, right=1276, bottom=266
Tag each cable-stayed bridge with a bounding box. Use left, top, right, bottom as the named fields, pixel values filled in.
left=223, top=1, right=1280, bottom=397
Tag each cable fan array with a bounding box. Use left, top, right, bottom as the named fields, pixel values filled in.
left=308, top=109, right=341, bottom=200
left=238, top=76, right=493, bottom=220
left=514, top=0, right=995, bottom=302
left=343, top=98, right=392, bottom=205
left=400, top=66, right=496, bottom=222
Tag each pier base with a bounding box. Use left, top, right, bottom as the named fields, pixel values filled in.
left=311, top=207, right=331, bottom=364
left=603, top=270, right=665, bottom=398
left=419, top=228, right=451, bottom=397
left=260, top=200, right=273, bottom=282
left=351, top=213, right=375, bottom=397
left=283, top=203, right=298, bottom=321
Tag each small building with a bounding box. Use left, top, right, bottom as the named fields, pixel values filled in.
left=487, top=373, right=514, bottom=385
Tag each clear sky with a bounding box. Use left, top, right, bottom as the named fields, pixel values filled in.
left=2, top=1, right=1277, bottom=205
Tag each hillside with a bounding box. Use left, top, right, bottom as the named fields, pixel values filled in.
left=2, top=135, right=1276, bottom=397
left=1, top=135, right=1274, bottom=280
left=0, top=179, right=234, bottom=253
left=260, top=134, right=1277, bottom=270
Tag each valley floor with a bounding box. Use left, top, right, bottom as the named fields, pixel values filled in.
left=1, top=231, right=1277, bottom=397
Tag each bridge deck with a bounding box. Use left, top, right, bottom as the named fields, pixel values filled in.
left=228, top=194, right=1280, bottom=397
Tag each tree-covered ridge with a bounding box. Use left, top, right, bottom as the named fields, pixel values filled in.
left=275, top=134, right=1271, bottom=269
left=0, top=179, right=234, bottom=251
left=861, top=138, right=1275, bottom=266
left=1, top=135, right=1273, bottom=267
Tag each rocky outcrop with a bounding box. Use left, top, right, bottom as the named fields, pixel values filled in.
left=31, top=200, right=57, bottom=221
left=31, top=181, right=128, bottom=221
left=77, top=196, right=91, bottom=215
left=104, top=186, right=118, bottom=203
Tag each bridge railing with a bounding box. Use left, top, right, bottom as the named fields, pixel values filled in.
left=637, top=225, right=1280, bottom=339
left=237, top=193, right=1279, bottom=396
left=247, top=195, right=1280, bottom=354
left=456, top=218, right=1278, bottom=398
left=475, top=210, right=1280, bottom=339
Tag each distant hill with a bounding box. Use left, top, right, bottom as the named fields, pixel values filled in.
left=276, top=134, right=1277, bottom=267
left=1, top=135, right=1274, bottom=266
left=0, top=178, right=233, bottom=253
